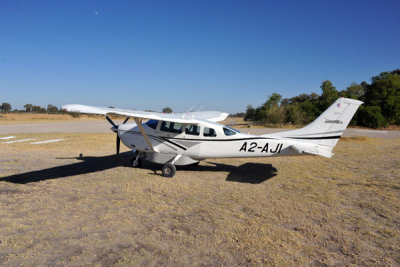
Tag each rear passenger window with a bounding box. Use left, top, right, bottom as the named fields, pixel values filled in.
left=203, top=127, right=217, bottom=137
left=185, top=124, right=200, bottom=136
left=223, top=127, right=237, bottom=136
left=160, top=121, right=183, bottom=133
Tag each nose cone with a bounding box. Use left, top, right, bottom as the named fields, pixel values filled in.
left=111, top=126, right=118, bottom=133
left=117, top=122, right=137, bottom=132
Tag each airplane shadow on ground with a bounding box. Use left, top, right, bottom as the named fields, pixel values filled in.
left=0, top=152, right=277, bottom=184
left=179, top=162, right=277, bottom=184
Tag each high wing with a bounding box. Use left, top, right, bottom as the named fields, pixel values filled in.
left=61, top=104, right=229, bottom=123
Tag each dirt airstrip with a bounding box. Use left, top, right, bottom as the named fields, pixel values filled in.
left=0, top=122, right=399, bottom=265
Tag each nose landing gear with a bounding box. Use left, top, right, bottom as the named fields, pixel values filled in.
left=130, top=151, right=181, bottom=178
left=130, top=151, right=143, bottom=168
left=161, top=154, right=181, bottom=178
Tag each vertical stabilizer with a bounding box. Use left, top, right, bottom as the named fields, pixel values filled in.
left=265, top=98, right=363, bottom=148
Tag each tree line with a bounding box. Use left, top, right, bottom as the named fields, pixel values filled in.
left=0, top=103, right=60, bottom=114
left=244, top=69, right=400, bottom=128
left=0, top=103, right=175, bottom=115
left=1, top=69, right=398, bottom=128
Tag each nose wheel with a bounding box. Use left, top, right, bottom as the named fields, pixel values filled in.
left=130, top=151, right=143, bottom=168
left=162, top=163, right=176, bottom=178
left=131, top=157, right=142, bottom=168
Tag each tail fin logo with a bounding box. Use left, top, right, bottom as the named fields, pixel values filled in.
left=325, top=119, right=343, bottom=124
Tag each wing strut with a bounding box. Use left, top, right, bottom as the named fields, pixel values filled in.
left=133, top=117, right=157, bottom=152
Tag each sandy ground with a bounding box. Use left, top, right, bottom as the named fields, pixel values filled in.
left=0, top=117, right=399, bottom=265
left=0, top=131, right=399, bottom=266
left=0, top=120, right=399, bottom=139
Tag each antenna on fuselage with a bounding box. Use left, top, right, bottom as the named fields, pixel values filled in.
left=196, top=105, right=204, bottom=112
left=183, top=105, right=196, bottom=118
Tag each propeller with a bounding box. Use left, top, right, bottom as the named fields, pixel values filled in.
left=106, top=115, right=117, bottom=128
left=116, top=135, right=120, bottom=154
left=106, top=115, right=130, bottom=154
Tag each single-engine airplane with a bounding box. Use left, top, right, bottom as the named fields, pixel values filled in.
left=62, top=97, right=362, bottom=177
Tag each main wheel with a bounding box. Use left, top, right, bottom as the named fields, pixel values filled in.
left=162, top=163, right=176, bottom=178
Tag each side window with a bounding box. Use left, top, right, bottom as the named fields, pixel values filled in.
left=146, top=120, right=159, bottom=130
left=203, top=127, right=217, bottom=137
left=172, top=123, right=183, bottom=133
left=185, top=124, right=200, bottom=136
left=160, top=121, right=183, bottom=133
left=223, top=127, right=237, bottom=136
left=160, top=121, right=170, bottom=132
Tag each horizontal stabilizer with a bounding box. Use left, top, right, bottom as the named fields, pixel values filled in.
left=290, top=144, right=333, bottom=158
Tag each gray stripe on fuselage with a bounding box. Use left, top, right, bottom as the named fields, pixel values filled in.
left=123, top=130, right=180, bottom=151
left=172, top=140, right=202, bottom=148
left=285, top=130, right=344, bottom=136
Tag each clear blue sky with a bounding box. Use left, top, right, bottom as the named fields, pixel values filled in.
left=1, top=0, right=399, bottom=113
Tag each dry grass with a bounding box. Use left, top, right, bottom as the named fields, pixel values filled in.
left=0, top=113, right=105, bottom=124
left=0, top=134, right=399, bottom=266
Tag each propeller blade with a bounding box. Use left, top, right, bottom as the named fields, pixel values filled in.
left=123, top=117, right=129, bottom=124
left=106, top=115, right=117, bottom=128
left=116, top=135, right=120, bottom=154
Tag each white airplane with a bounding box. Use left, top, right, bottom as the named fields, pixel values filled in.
left=62, top=97, right=362, bottom=177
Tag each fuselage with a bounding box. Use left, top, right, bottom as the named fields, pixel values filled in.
left=117, top=119, right=299, bottom=163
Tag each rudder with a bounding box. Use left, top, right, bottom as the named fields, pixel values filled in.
left=265, top=97, right=363, bottom=148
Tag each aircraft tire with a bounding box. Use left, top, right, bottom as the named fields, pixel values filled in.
left=162, top=163, right=176, bottom=178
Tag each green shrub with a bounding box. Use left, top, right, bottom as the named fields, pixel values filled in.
left=70, top=112, right=81, bottom=118
left=358, top=106, right=387, bottom=129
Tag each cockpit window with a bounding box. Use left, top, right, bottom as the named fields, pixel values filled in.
left=203, top=127, right=217, bottom=137
left=223, top=127, right=237, bottom=136
left=160, top=121, right=183, bottom=133
left=185, top=124, right=200, bottom=136
left=146, top=120, right=158, bottom=130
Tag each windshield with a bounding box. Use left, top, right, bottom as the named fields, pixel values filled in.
left=146, top=120, right=159, bottom=129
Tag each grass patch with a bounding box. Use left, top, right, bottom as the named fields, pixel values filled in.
left=341, top=136, right=369, bottom=142
left=0, top=133, right=399, bottom=265
left=0, top=113, right=105, bottom=124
